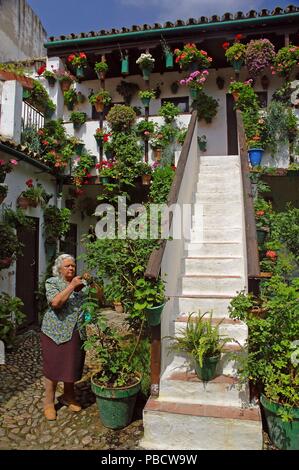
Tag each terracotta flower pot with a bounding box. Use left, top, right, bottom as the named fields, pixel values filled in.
left=232, top=91, right=240, bottom=101
left=141, top=174, right=151, bottom=186
left=60, top=80, right=72, bottom=92
left=17, top=195, right=30, bottom=209
left=153, top=148, right=162, bottom=161
left=95, top=101, right=105, bottom=113
left=113, top=302, right=124, bottom=314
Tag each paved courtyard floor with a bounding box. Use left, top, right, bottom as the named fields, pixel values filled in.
left=0, top=316, right=144, bottom=450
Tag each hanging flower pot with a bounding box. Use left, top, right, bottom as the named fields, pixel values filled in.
left=165, top=52, right=174, bottom=69
left=154, top=148, right=162, bottom=161
left=248, top=148, right=264, bottom=167
left=60, top=80, right=72, bottom=92
left=145, top=303, right=165, bottom=327
left=75, top=66, right=85, bottom=79
left=121, top=58, right=129, bottom=75
left=74, top=143, right=85, bottom=155
left=0, top=257, right=13, bottom=270
left=100, top=176, right=110, bottom=185
left=190, top=88, right=198, bottom=100
left=231, top=59, right=243, bottom=73
left=17, top=195, right=30, bottom=209
left=141, top=174, right=151, bottom=186
left=141, top=97, right=151, bottom=107
left=95, top=100, right=105, bottom=112
left=142, top=67, right=152, bottom=81
left=232, top=91, right=240, bottom=102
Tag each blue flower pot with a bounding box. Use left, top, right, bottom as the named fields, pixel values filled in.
left=248, top=148, right=264, bottom=167
left=121, top=58, right=129, bottom=75
left=165, top=53, right=173, bottom=69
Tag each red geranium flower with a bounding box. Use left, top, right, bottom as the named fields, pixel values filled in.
left=235, top=34, right=243, bottom=41
left=26, top=179, right=33, bottom=187
left=222, top=42, right=230, bottom=50
left=37, top=64, right=46, bottom=76
left=266, top=250, right=277, bottom=260
left=256, top=210, right=265, bottom=217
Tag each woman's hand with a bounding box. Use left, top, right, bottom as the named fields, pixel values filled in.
left=70, top=276, right=85, bottom=292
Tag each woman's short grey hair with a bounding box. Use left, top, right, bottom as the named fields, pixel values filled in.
left=52, top=254, right=75, bottom=277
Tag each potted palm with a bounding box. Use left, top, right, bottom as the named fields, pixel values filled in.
left=167, top=312, right=235, bottom=381
left=89, top=89, right=112, bottom=112
left=83, top=311, right=142, bottom=429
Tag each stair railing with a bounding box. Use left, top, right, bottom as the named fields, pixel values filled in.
left=145, top=110, right=198, bottom=396
left=236, top=110, right=260, bottom=296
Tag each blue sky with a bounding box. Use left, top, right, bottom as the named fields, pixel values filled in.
left=27, top=0, right=295, bottom=37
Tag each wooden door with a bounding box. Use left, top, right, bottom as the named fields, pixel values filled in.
left=16, top=217, right=39, bottom=328
left=226, top=94, right=238, bottom=155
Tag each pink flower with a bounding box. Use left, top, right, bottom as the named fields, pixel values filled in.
left=0, top=160, right=5, bottom=165
left=10, top=159, right=18, bottom=166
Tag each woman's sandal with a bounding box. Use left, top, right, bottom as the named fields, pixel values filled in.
left=44, top=404, right=57, bottom=420
left=58, top=395, right=82, bottom=412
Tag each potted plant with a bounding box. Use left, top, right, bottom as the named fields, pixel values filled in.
left=83, top=312, right=142, bottom=429
left=94, top=61, right=108, bottom=80
left=0, top=223, right=23, bottom=269
left=245, top=39, right=275, bottom=79
left=88, top=89, right=112, bottom=112
left=0, top=158, right=18, bottom=183
left=272, top=44, right=299, bottom=80
left=0, top=184, right=8, bottom=204
left=133, top=278, right=166, bottom=326
left=69, top=111, right=87, bottom=130
left=176, top=128, right=188, bottom=147
left=174, top=43, right=212, bottom=72
left=94, top=128, right=111, bottom=146
left=137, top=161, right=152, bottom=186
left=18, top=179, right=50, bottom=208
left=116, top=80, right=139, bottom=105
left=103, top=140, right=114, bottom=161
left=95, top=160, right=116, bottom=185
left=72, top=152, right=97, bottom=187
left=0, top=293, right=25, bottom=348
left=138, top=89, right=155, bottom=107
left=167, top=312, right=235, bottom=381
left=227, top=80, right=258, bottom=109
left=43, top=68, right=57, bottom=87
left=106, top=105, right=136, bottom=132
left=67, top=52, right=88, bottom=79
left=43, top=206, right=71, bottom=255
left=63, top=87, right=78, bottom=110
left=69, top=136, right=85, bottom=155
left=229, top=276, right=299, bottom=450
left=222, top=34, right=246, bottom=73
left=56, top=70, right=75, bottom=92
left=247, top=137, right=265, bottom=167
left=179, top=69, right=209, bottom=100
left=149, top=132, right=165, bottom=161
left=120, top=52, right=129, bottom=75
left=158, top=102, right=181, bottom=123
left=161, top=38, right=173, bottom=69
left=135, top=119, right=156, bottom=140
left=136, top=52, right=155, bottom=80
left=197, top=135, right=207, bottom=152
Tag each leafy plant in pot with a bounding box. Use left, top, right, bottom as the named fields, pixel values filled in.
left=88, top=89, right=112, bottom=113
left=0, top=223, right=23, bottom=269
left=83, top=310, right=142, bottom=429
left=229, top=276, right=299, bottom=450
left=69, top=111, right=87, bottom=130
left=116, top=80, right=139, bottom=105
left=166, top=311, right=235, bottom=381
left=133, top=278, right=166, bottom=326
left=0, top=292, right=25, bottom=348
left=94, top=61, right=108, bottom=80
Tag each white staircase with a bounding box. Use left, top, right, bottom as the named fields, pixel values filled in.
left=141, top=155, right=262, bottom=450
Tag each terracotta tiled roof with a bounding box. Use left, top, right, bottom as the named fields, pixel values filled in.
left=0, top=135, right=52, bottom=172
left=47, top=5, right=299, bottom=43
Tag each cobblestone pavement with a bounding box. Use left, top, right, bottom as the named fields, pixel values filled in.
left=0, top=317, right=144, bottom=450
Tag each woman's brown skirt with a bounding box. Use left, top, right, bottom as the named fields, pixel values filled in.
left=40, top=329, right=85, bottom=382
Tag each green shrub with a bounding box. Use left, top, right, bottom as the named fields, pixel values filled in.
left=0, top=293, right=25, bottom=347
left=106, top=105, right=136, bottom=131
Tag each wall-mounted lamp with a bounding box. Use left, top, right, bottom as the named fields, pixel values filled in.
left=261, top=75, right=269, bottom=90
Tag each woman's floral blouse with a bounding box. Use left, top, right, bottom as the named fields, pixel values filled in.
left=41, top=276, right=87, bottom=345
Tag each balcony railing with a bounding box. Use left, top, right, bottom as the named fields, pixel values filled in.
left=22, top=100, right=44, bottom=131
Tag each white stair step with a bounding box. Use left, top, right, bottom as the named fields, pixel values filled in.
left=195, top=192, right=242, bottom=203
left=184, top=256, right=243, bottom=275
left=191, top=214, right=242, bottom=228
left=181, top=274, right=245, bottom=295
left=186, top=242, right=243, bottom=257
left=160, top=365, right=247, bottom=407
left=178, top=295, right=234, bottom=317
left=141, top=398, right=262, bottom=450
left=192, top=203, right=242, bottom=218
left=197, top=181, right=240, bottom=192
left=190, top=227, right=243, bottom=242
left=200, top=155, right=239, bottom=165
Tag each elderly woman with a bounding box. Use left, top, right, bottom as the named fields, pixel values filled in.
left=41, top=254, right=87, bottom=420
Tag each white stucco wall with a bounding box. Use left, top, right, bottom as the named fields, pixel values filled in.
left=0, top=0, right=46, bottom=62
left=0, top=152, right=57, bottom=296
left=44, top=60, right=286, bottom=161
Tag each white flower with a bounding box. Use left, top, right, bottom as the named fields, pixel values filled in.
left=136, top=53, right=155, bottom=66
